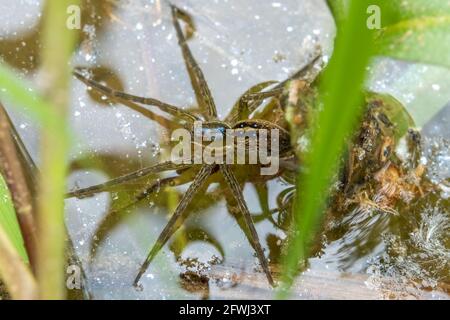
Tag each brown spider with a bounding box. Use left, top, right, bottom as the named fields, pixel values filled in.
left=67, top=4, right=320, bottom=287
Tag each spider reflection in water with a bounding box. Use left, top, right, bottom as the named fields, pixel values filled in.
left=68, top=4, right=321, bottom=287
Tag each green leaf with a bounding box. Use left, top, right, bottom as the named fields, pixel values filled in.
left=373, top=0, right=450, bottom=68
left=328, top=0, right=450, bottom=69
left=383, top=0, right=450, bottom=22
left=0, top=174, right=29, bottom=263
left=375, top=15, right=450, bottom=69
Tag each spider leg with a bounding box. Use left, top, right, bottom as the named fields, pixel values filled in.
left=254, top=182, right=272, bottom=219
left=238, top=88, right=284, bottom=119
left=170, top=5, right=218, bottom=119
left=89, top=173, right=193, bottom=258
left=225, top=80, right=278, bottom=123
left=220, top=164, right=274, bottom=286
left=133, top=164, right=215, bottom=286
left=73, top=70, right=200, bottom=123
left=229, top=52, right=322, bottom=123
left=66, top=161, right=191, bottom=199
left=241, top=88, right=284, bottom=104
left=279, top=154, right=300, bottom=173
left=275, top=52, right=321, bottom=90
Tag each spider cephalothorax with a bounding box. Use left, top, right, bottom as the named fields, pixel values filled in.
left=68, top=4, right=320, bottom=287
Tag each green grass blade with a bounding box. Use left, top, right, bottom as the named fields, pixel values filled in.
left=0, top=174, right=28, bottom=263
left=0, top=221, right=37, bottom=299
left=277, top=0, right=378, bottom=298
left=0, top=64, right=63, bottom=130
left=326, top=0, right=349, bottom=25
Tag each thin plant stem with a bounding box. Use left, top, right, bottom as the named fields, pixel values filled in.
left=36, top=0, right=79, bottom=299
left=0, top=104, right=36, bottom=266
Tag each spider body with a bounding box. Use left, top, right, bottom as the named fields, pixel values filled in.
left=68, top=4, right=321, bottom=288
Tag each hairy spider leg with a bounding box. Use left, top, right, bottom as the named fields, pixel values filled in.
left=228, top=53, right=322, bottom=123
left=170, top=5, right=218, bottom=119
left=73, top=70, right=200, bottom=123
left=66, top=161, right=191, bottom=199
left=89, top=174, right=194, bottom=258
left=220, top=164, right=274, bottom=286
left=133, top=164, right=215, bottom=286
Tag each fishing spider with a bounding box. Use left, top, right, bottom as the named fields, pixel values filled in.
left=68, top=4, right=320, bottom=287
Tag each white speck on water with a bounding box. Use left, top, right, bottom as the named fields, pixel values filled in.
left=146, top=273, right=155, bottom=279
left=74, top=111, right=81, bottom=117
left=313, top=29, right=321, bottom=35
left=286, top=26, right=294, bottom=32
left=139, top=66, right=144, bottom=71
left=230, top=59, right=238, bottom=67
left=254, top=15, right=260, bottom=20
left=431, top=84, right=441, bottom=91
left=115, top=112, right=122, bottom=118
left=152, top=19, right=162, bottom=27
left=231, top=68, right=239, bottom=75
left=84, top=53, right=92, bottom=62
left=271, top=2, right=281, bottom=8
left=135, top=22, right=143, bottom=30
left=402, top=92, right=415, bottom=103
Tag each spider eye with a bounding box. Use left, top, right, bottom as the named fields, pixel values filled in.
left=194, top=122, right=229, bottom=141
left=383, top=146, right=391, bottom=157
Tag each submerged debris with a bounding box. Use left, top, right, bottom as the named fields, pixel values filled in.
left=179, top=271, right=210, bottom=299
left=279, top=77, right=449, bottom=297
left=367, top=202, right=449, bottom=299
